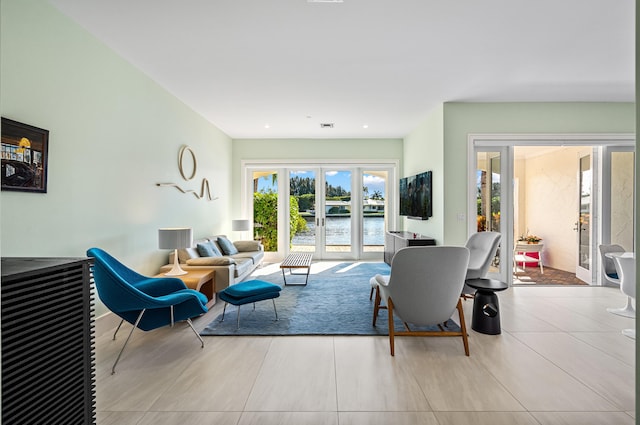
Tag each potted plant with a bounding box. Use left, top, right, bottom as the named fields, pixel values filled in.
left=518, top=233, right=542, bottom=244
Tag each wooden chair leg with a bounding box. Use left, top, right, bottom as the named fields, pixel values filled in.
left=456, top=298, right=470, bottom=356
left=387, top=297, right=395, bottom=356
left=372, top=286, right=381, bottom=326
left=369, top=286, right=374, bottom=300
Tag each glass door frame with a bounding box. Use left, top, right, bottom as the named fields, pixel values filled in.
left=576, top=149, right=597, bottom=284
left=242, top=159, right=399, bottom=262
left=469, top=146, right=512, bottom=284
left=468, top=133, right=635, bottom=286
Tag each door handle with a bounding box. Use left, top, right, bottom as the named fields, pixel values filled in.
left=322, top=218, right=325, bottom=226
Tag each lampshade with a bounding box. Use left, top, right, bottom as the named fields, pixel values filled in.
left=231, top=219, right=250, bottom=232
left=158, top=227, right=193, bottom=249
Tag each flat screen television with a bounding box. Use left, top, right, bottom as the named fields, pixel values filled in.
left=399, top=171, right=432, bottom=220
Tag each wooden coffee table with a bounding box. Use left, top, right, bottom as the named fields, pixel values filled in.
left=156, top=269, right=216, bottom=307
left=280, top=253, right=313, bottom=286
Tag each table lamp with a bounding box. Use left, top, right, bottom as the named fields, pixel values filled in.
left=159, top=227, right=193, bottom=276
left=232, top=219, right=250, bottom=239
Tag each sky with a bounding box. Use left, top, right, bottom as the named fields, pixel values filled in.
left=256, top=170, right=385, bottom=197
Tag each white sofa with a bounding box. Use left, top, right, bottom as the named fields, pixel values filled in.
left=160, top=235, right=264, bottom=293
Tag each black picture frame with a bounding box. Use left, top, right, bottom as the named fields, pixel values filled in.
left=1, top=118, right=49, bottom=193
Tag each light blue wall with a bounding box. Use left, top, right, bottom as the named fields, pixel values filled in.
left=231, top=138, right=403, bottom=216
left=405, top=102, right=635, bottom=247
left=442, top=102, right=635, bottom=245
left=1, top=0, right=233, bottom=316
left=402, top=104, right=444, bottom=243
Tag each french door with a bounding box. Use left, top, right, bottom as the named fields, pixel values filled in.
left=289, top=168, right=354, bottom=259
left=247, top=162, right=396, bottom=261
left=470, top=134, right=634, bottom=286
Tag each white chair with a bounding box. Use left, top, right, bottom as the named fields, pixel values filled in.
left=513, top=243, right=544, bottom=274
left=372, top=246, right=471, bottom=356
left=612, top=253, right=635, bottom=338
left=463, top=232, right=501, bottom=296
left=599, top=244, right=625, bottom=286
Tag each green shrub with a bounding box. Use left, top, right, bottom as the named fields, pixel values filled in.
left=254, top=192, right=307, bottom=251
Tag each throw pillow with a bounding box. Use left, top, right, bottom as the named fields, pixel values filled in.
left=233, top=240, right=262, bottom=252
left=197, top=241, right=222, bottom=257
left=216, top=236, right=239, bottom=255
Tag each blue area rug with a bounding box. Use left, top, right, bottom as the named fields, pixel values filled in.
left=200, top=261, right=460, bottom=336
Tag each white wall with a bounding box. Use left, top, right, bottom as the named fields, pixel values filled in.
left=1, top=0, right=233, bottom=316
left=521, top=147, right=584, bottom=272
left=402, top=104, right=444, bottom=243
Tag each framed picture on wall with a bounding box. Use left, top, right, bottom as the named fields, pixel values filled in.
left=1, top=117, right=49, bottom=193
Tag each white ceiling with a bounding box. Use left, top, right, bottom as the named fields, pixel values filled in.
left=48, top=0, right=635, bottom=139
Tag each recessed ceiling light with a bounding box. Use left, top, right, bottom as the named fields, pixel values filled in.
left=362, top=124, right=369, bottom=129
left=264, top=124, right=270, bottom=129
left=320, top=123, right=334, bottom=128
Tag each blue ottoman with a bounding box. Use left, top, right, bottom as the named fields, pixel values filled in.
left=218, top=280, right=282, bottom=328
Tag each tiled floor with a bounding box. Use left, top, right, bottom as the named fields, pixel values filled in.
left=513, top=265, right=588, bottom=285
left=94, top=265, right=636, bottom=425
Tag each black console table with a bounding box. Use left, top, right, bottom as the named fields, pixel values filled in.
left=384, top=231, right=436, bottom=265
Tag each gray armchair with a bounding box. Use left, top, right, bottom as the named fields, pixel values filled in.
left=372, top=246, right=471, bottom=356
left=463, top=231, right=501, bottom=296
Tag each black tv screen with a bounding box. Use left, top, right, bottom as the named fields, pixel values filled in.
left=399, top=171, right=432, bottom=219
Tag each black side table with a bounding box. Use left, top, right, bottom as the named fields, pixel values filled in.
left=465, top=278, right=509, bottom=335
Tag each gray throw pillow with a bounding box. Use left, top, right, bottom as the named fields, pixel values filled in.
left=197, top=241, right=222, bottom=257
left=216, top=236, right=239, bottom=255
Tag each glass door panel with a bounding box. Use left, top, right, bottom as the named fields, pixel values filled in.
left=324, top=170, right=352, bottom=256
left=362, top=170, right=387, bottom=254
left=610, top=151, right=635, bottom=251
left=252, top=170, right=278, bottom=252
left=289, top=170, right=317, bottom=253
left=475, top=150, right=504, bottom=279
left=576, top=153, right=592, bottom=283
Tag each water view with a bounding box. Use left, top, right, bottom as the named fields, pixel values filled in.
left=292, top=216, right=385, bottom=246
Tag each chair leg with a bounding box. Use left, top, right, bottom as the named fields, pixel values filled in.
left=112, top=309, right=146, bottom=374
left=607, top=296, right=636, bottom=318
left=220, top=303, right=228, bottom=322
left=372, top=286, right=381, bottom=326
left=112, top=319, right=125, bottom=340
left=186, top=318, right=205, bottom=348
left=236, top=305, right=241, bottom=329
left=369, top=286, right=374, bottom=301
left=387, top=297, right=396, bottom=356
left=272, top=298, right=279, bottom=321
left=456, top=299, right=470, bottom=356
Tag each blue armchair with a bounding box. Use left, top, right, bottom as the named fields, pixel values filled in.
left=87, top=247, right=208, bottom=373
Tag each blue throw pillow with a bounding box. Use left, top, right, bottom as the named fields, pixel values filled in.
left=197, top=241, right=222, bottom=257
left=216, top=236, right=238, bottom=255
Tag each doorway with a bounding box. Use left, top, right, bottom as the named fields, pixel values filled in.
left=469, top=134, right=635, bottom=286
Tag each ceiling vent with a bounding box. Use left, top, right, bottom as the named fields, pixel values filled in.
left=320, top=123, right=334, bottom=128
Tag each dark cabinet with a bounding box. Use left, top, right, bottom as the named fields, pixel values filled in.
left=384, top=231, right=436, bottom=265
left=1, top=257, right=96, bottom=424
